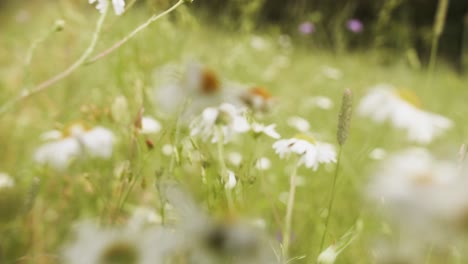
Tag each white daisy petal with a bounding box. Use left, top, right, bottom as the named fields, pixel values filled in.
left=358, top=84, right=452, bottom=144
left=273, top=137, right=336, bottom=170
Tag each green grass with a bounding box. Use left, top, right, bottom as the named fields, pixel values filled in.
left=0, top=1, right=468, bottom=263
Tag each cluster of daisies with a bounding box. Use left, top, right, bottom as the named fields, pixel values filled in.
left=1, top=51, right=461, bottom=264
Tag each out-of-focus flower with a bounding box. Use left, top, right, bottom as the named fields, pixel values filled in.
left=190, top=103, right=250, bottom=144
left=346, top=19, right=363, bottom=33
left=317, top=245, right=338, bottom=264
left=153, top=61, right=236, bottom=119
left=62, top=221, right=179, bottom=264
left=225, top=170, right=237, bottom=189
left=273, top=135, right=336, bottom=170
left=228, top=152, right=243, bottom=167
left=34, top=123, right=114, bottom=170
left=321, top=66, right=343, bottom=80
left=299, top=22, right=315, bottom=35
left=287, top=116, right=310, bottom=132
left=255, top=157, right=272, bottom=171
left=369, top=148, right=386, bottom=160
left=358, top=84, right=452, bottom=144
left=367, top=148, right=468, bottom=245
left=251, top=123, right=280, bottom=139
left=0, top=173, right=14, bottom=189
left=250, top=35, right=270, bottom=51
left=128, top=206, right=162, bottom=231
left=89, top=0, right=125, bottom=15
left=162, top=144, right=175, bottom=156
left=161, top=181, right=282, bottom=263
left=239, top=86, right=275, bottom=113
left=139, top=116, right=162, bottom=134
left=304, top=96, right=334, bottom=110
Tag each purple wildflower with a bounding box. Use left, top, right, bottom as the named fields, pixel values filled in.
left=298, top=22, right=315, bottom=35
left=346, top=19, right=363, bottom=33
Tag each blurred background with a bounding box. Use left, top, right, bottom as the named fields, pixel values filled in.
left=0, top=0, right=467, bottom=73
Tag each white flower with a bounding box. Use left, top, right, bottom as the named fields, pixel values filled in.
left=287, top=116, right=310, bottom=132
left=238, top=86, right=275, bottom=113
left=255, top=157, right=271, bottom=171
left=225, top=170, right=237, bottom=189
left=227, top=152, right=243, bottom=167
left=358, top=84, right=452, bottom=144
left=369, top=148, right=386, bottom=160
left=63, top=222, right=180, bottom=264
left=306, top=96, right=334, bottom=110
left=153, top=61, right=234, bottom=119
left=161, top=144, right=174, bottom=156
left=0, top=173, right=14, bottom=188
left=89, top=0, right=125, bottom=15
left=139, top=116, right=162, bottom=134
left=190, top=103, right=250, bottom=144
left=273, top=136, right=336, bottom=170
left=317, top=245, right=338, bottom=264
left=34, top=124, right=115, bottom=170
left=367, top=148, right=468, bottom=244
left=251, top=123, right=280, bottom=139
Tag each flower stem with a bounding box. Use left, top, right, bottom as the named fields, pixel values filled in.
left=86, top=0, right=185, bottom=65
left=216, top=126, right=234, bottom=212
left=0, top=0, right=186, bottom=116
left=282, top=161, right=299, bottom=259
left=0, top=7, right=108, bottom=116
left=319, top=147, right=343, bottom=253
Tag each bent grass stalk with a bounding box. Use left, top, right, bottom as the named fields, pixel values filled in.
left=0, top=7, right=109, bottom=116
left=0, top=0, right=186, bottom=116
left=86, top=0, right=186, bottom=65
left=282, top=160, right=299, bottom=260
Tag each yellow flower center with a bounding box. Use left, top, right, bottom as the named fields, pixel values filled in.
left=294, top=133, right=316, bottom=144
left=396, top=88, right=422, bottom=108
left=99, top=240, right=139, bottom=264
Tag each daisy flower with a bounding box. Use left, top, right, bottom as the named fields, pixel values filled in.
left=273, top=134, right=336, bottom=170
left=251, top=123, right=280, bottom=139
left=63, top=222, right=180, bottom=264
left=190, top=103, right=250, bottom=144
left=287, top=116, right=310, bottom=132
left=89, top=0, right=125, bottom=15
left=367, top=148, right=468, bottom=244
left=238, top=86, right=275, bottom=113
left=153, top=61, right=236, bottom=119
left=358, top=84, right=452, bottom=144
left=34, top=123, right=114, bottom=170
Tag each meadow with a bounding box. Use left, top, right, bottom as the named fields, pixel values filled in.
left=0, top=1, right=468, bottom=263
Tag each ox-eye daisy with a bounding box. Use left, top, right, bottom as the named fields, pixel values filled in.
left=34, top=123, right=114, bottom=170
left=190, top=103, right=249, bottom=144
left=63, top=222, right=179, bottom=264
left=154, top=61, right=237, bottom=119
left=89, top=0, right=125, bottom=15
left=251, top=123, right=280, bottom=139
left=273, top=134, right=336, bottom=170
left=358, top=84, right=452, bottom=144
left=367, top=148, right=468, bottom=245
